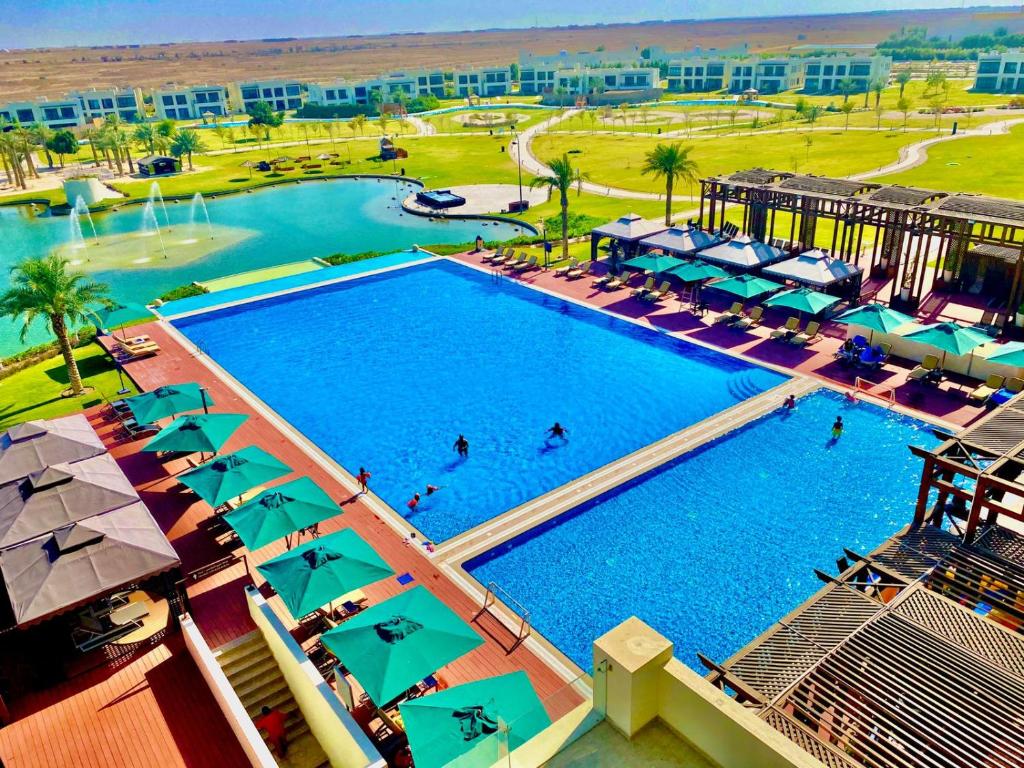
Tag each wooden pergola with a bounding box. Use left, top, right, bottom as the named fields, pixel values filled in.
left=698, top=169, right=1024, bottom=327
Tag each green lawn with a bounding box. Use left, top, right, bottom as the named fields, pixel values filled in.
left=424, top=108, right=554, bottom=134
left=0, top=343, right=136, bottom=429
left=875, top=123, right=1024, bottom=199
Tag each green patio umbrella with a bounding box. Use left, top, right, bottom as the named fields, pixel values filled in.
left=399, top=672, right=551, bottom=768
left=708, top=274, right=783, bottom=300
left=981, top=341, right=1024, bottom=368
left=91, top=302, right=153, bottom=340
left=178, top=445, right=290, bottom=507
left=899, top=321, right=992, bottom=369
left=763, top=287, right=841, bottom=316
left=142, top=413, right=247, bottom=455
left=225, top=476, right=341, bottom=550
left=833, top=304, right=914, bottom=343
left=256, top=528, right=393, bottom=618
left=126, top=383, right=213, bottom=423
left=667, top=261, right=729, bottom=283
left=321, top=585, right=484, bottom=706
left=622, top=254, right=688, bottom=274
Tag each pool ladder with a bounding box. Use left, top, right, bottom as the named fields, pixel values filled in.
left=491, top=268, right=505, bottom=283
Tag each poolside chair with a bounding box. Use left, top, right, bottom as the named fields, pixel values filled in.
left=591, top=270, right=616, bottom=288
left=605, top=271, right=633, bottom=290
left=631, top=277, right=656, bottom=298
left=554, top=258, right=578, bottom=277
left=641, top=280, right=672, bottom=303
left=568, top=261, right=594, bottom=279
left=515, top=255, right=539, bottom=273
left=969, top=374, right=1005, bottom=403
left=503, top=252, right=528, bottom=271
left=907, top=354, right=941, bottom=382
left=991, top=376, right=1024, bottom=405
left=734, top=305, right=764, bottom=331
left=483, top=246, right=507, bottom=263
left=714, top=302, right=744, bottom=324
left=770, top=317, right=800, bottom=340
left=790, top=320, right=821, bottom=346
left=489, top=248, right=513, bottom=265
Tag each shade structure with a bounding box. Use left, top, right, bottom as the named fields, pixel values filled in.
left=0, top=414, right=105, bottom=486
left=695, top=235, right=785, bottom=271
left=0, top=501, right=179, bottom=626
left=899, top=322, right=992, bottom=365
left=981, top=341, right=1024, bottom=368
left=178, top=446, right=290, bottom=507
left=833, top=304, right=914, bottom=339
left=763, top=287, right=841, bottom=315
left=763, top=249, right=863, bottom=288
left=399, top=672, right=551, bottom=768
left=126, top=383, right=213, bottom=423
left=621, top=254, right=688, bottom=274
left=0, top=454, right=139, bottom=549
left=143, top=413, right=248, bottom=455
left=321, top=585, right=484, bottom=706
left=225, top=476, right=341, bottom=550
left=257, top=528, right=393, bottom=618
left=92, top=302, right=153, bottom=333
left=709, top=274, right=783, bottom=300
left=667, top=261, right=730, bottom=283
left=639, top=226, right=722, bottom=257
left=591, top=214, right=667, bottom=242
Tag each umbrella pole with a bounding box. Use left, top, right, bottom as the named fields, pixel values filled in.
left=200, top=387, right=210, bottom=415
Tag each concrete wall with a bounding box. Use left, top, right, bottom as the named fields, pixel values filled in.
left=180, top=615, right=277, bottom=768
left=487, top=701, right=600, bottom=768
left=246, top=587, right=385, bottom=768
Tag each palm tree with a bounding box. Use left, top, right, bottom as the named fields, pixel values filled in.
left=155, top=119, right=177, bottom=153
left=840, top=101, right=854, bottom=131
left=573, top=166, right=590, bottom=196
left=838, top=77, right=856, bottom=104
left=896, top=71, right=912, bottom=98
left=170, top=128, right=206, bottom=170
left=31, top=123, right=54, bottom=167
left=872, top=79, right=885, bottom=111
left=0, top=255, right=108, bottom=396
left=377, top=112, right=390, bottom=136
left=897, top=96, right=913, bottom=132
left=14, top=124, right=39, bottom=179
left=529, top=154, right=576, bottom=260
left=641, top=143, right=700, bottom=226
left=351, top=114, right=367, bottom=136
left=133, top=123, right=156, bottom=154
left=0, top=121, right=26, bottom=189
left=81, top=126, right=101, bottom=167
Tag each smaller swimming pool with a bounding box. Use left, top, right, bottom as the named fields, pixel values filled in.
left=466, top=390, right=939, bottom=672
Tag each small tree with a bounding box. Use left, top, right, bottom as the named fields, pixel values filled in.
left=805, top=104, right=822, bottom=128
left=170, top=128, right=206, bottom=170
left=840, top=100, right=854, bottom=131
left=897, top=96, right=913, bottom=131
left=46, top=130, right=78, bottom=167
left=874, top=100, right=884, bottom=131
left=640, top=142, right=700, bottom=226
left=247, top=101, right=284, bottom=134
left=529, top=154, right=576, bottom=260
left=31, top=123, right=54, bottom=167
left=896, top=70, right=912, bottom=98
left=838, top=77, right=856, bottom=104
left=872, top=79, right=885, bottom=110
left=133, top=122, right=156, bottom=154
left=0, top=255, right=109, bottom=396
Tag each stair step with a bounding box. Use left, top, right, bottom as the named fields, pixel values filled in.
left=240, top=678, right=290, bottom=710
left=214, top=634, right=264, bottom=662
left=243, top=686, right=298, bottom=718
left=218, top=643, right=272, bottom=676
left=224, top=656, right=280, bottom=689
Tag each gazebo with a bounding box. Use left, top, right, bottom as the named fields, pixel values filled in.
left=764, top=248, right=864, bottom=300
left=695, top=235, right=785, bottom=272
left=639, top=226, right=722, bottom=258
left=590, top=214, right=667, bottom=264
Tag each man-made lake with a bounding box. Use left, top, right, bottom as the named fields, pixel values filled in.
left=0, top=177, right=526, bottom=355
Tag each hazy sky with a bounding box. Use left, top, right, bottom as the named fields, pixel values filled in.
left=0, top=1, right=1018, bottom=49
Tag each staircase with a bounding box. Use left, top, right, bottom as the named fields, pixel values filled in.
left=215, top=632, right=328, bottom=767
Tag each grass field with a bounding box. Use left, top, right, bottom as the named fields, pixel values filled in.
left=0, top=344, right=136, bottom=429
left=424, top=108, right=553, bottom=134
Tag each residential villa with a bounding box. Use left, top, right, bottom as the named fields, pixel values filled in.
left=305, top=79, right=358, bottom=106
left=0, top=98, right=83, bottom=129
left=153, top=85, right=230, bottom=120
left=974, top=49, right=1024, bottom=92
left=555, top=66, right=660, bottom=94
left=67, top=86, right=144, bottom=122
left=731, top=58, right=803, bottom=94
left=452, top=66, right=511, bottom=97
left=801, top=53, right=892, bottom=94
left=229, top=79, right=305, bottom=113
left=666, top=57, right=729, bottom=92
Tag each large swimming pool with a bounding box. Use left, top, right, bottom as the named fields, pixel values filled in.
left=466, top=389, right=939, bottom=672
left=175, top=259, right=788, bottom=541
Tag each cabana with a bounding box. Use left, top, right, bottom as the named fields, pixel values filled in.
left=639, top=225, right=722, bottom=258
left=764, top=248, right=863, bottom=300
left=695, top=235, right=786, bottom=272
left=0, top=415, right=105, bottom=486
left=137, top=155, right=179, bottom=177
left=590, top=214, right=667, bottom=265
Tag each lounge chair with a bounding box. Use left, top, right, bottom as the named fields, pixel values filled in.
left=483, top=246, right=507, bottom=263
left=790, top=320, right=821, bottom=346
left=734, top=305, right=764, bottom=331
left=641, top=280, right=672, bottom=303
left=969, top=374, right=1005, bottom=403
left=714, top=302, right=744, bottom=324
left=990, top=376, right=1024, bottom=405
left=631, top=277, right=656, bottom=298
left=554, top=258, right=578, bottom=277
left=489, top=248, right=513, bottom=265
left=605, top=271, right=632, bottom=290
left=566, top=261, right=592, bottom=279
left=591, top=270, right=616, bottom=288
left=503, top=252, right=528, bottom=271
left=770, top=317, right=800, bottom=340
left=514, top=255, right=539, bottom=273
left=907, top=354, right=941, bottom=382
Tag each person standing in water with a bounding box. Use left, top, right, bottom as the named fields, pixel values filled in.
left=831, top=416, right=844, bottom=440
left=453, top=434, right=469, bottom=457
left=546, top=422, right=568, bottom=441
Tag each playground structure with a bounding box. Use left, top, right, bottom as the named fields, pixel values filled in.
left=379, top=137, right=408, bottom=161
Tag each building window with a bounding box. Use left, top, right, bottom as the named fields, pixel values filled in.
left=286, top=85, right=300, bottom=96
left=242, top=88, right=259, bottom=100
left=175, top=95, right=187, bottom=105
left=162, top=95, right=174, bottom=106
left=61, top=107, right=76, bottom=118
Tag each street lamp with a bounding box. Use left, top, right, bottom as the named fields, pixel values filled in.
left=538, top=219, right=550, bottom=270
left=510, top=126, right=524, bottom=211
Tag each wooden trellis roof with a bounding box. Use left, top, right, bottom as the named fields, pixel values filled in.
left=777, top=175, right=879, bottom=198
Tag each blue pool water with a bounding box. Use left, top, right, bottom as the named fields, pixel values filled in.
left=466, top=390, right=939, bottom=672
left=175, top=260, right=788, bottom=541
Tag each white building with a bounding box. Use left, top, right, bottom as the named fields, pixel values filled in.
left=666, top=58, right=728, bottom=92
left=68, top=87, right=144, bottom=122
left=0, top=98, right=83, bottom=129
left=974, top=50, right=1024, bottom=93
left=518, top=65, right=558, bottom=95
left=153, top=85, right=229, bottom=120
left=555, top=67, right=660, bottom=94
left=802, top=54, right=892, bottom=94
left=306, top=80, right=357, bottom=106
left=231, top=80, right=304, bottom=113
left=728, top=59, right=801, bottom=94
left=452, top=67, right=510, bottom=97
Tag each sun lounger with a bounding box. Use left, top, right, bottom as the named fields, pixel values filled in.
left=734, top=305, right=764, bottom=330
left=489, top=248, right=512, bottom=265
left=789, top=320, right=821, bottom=346
left=990, top=376, right=1024, bottom=405
left=631, top=277, right=656, bottom=298
left=482, top=246, right=506, bottom=263
left=554, top=258, right=578, bottom=276
left=605, top=272, right=632, bottom=290
left=714, top=302, right=744, bottom=324
left=119, top=419, right=160, bottom=440
left=503, top=252, right=528, bottom=271
left=591, top=270, right=616, bottom=288
left=641, top=280, right=672, bottom=303
left=770, top=317, right=800, bottom=340
left=514, top=255, right=539, bottom=273
left=566, top=261, right=593, bottom=279
left=969, top=374, right=1005, bottom=402
left=907, top=353, right=941, bottom=382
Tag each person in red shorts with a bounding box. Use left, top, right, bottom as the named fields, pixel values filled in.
left=254, top=705, right=288, bottom=757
